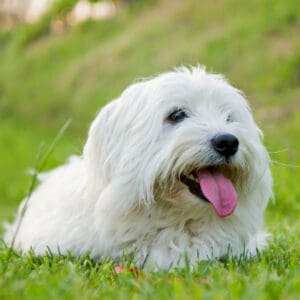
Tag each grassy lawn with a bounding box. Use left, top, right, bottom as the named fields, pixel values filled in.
left=0, top=0, right=299, bottom=298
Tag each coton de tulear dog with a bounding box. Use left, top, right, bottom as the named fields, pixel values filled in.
left=5, top=66, right=273, bottom=269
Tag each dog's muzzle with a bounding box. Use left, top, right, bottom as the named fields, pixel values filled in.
left=180, top=166, right=238, bottom=218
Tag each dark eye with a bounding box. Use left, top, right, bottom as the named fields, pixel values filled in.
left=167, top=109, right=188, bottom=123
left=226, top=114, right=232, bottom=123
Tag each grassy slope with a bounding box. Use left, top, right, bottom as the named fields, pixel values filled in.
left=0, top=0, right=300, bottom=298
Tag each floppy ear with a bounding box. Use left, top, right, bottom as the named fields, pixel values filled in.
left=83, top=81, right=160, bottom=213
left=83, top=100, right=119, bottom=185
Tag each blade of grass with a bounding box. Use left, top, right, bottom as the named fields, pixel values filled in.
left=4, top=119, right=72, bottom=271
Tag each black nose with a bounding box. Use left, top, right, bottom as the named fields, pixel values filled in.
left=211, top=134, right=239, bottom=159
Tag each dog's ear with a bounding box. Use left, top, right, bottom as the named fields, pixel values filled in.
left=83, top=100, right=119, bottom=185
left=83, top=89, right=158, bottom=211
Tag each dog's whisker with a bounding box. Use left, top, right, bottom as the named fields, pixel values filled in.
left=270, top=160, right=300, bottom=168
left=267, top=148, right=288, bottom=154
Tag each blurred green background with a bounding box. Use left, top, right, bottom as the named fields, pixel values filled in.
left=0, top=0, right=299, bottom=298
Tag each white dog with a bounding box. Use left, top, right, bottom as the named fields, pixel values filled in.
left=5, top=66, right=273, bottom=269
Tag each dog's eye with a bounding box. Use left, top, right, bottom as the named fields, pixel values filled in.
left=226, top=114, right=232, bottom=123
left=167, top=109, right=188, bottom=123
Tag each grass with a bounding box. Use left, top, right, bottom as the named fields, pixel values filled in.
left=0, top=242, right=299, bottom=299
left=0, top=0, right=300, bottom=298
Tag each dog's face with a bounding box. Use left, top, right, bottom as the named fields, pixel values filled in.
left=84, top=67, right=271, bottom=218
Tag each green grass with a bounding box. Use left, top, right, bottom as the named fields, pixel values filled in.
left=0, top=0, right=300, bottom=298
left=0, top=241, right=299, bottom=299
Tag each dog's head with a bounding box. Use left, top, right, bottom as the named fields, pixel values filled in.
left=84, top=66, right=272, bottom=217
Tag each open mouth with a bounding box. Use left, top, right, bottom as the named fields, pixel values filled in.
left=180, top=167, right=238, bottom=218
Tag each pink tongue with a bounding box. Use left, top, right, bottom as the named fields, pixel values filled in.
left=197, top=170, right=237, bottom=217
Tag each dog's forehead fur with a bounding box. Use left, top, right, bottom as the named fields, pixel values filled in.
left=119, top=67, right=251, bottom=123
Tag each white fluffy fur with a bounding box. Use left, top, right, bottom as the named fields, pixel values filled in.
left=5, top=66, right=273, bottom=269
